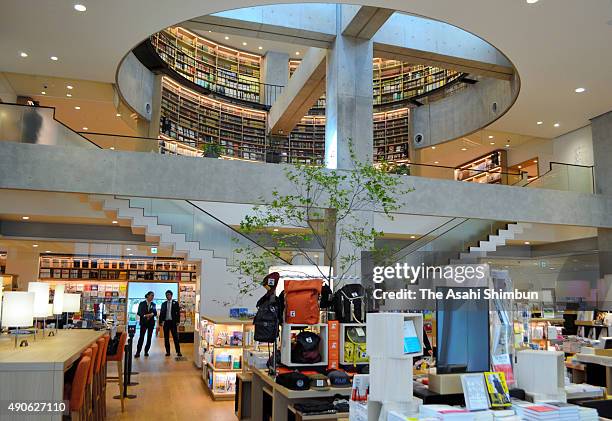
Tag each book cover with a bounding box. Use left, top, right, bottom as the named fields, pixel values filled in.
left=461, top=373, right=490, bottom=411
left=484, top=371, right=511, bottom=408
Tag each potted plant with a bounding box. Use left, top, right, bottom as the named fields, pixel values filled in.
left=201, top=142, right=223, bottom=158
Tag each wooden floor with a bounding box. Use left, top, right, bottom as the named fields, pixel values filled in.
left=106, top=337, right=235, bottom=421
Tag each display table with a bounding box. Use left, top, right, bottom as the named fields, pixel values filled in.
left=575, top=353, right=612, bottom=394
left=0, top=329, right=105, bottom=421
left=250, top=369, right=351, bottom=421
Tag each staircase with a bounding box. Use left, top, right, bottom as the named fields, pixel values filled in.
left=87, top=195, right=279, bottom=316
left=450, top=222, right=532, bottom=264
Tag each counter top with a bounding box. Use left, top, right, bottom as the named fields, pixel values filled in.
left=575, top=353, right=612, bottom=367
left=0, top=329, right=105, bottom=372
left=253, top=369, right=351, bottom=399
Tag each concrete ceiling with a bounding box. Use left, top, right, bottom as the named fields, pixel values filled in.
left=1, top=1, right=611, bottom=139
left=194, top=29, right=308, bottom=57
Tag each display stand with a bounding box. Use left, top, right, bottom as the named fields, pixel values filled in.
left=280, top=323, right=329, bottom=367
left=199, top=315, right=254, bottom=400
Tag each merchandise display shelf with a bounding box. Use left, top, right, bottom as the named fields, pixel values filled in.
left=280, top=323, right=329, bottom=367
left=199, top=315, right=255, bottom=400
left=454, top=150, right=509, bottom=185
left=339, top=323, right=368, bottom=366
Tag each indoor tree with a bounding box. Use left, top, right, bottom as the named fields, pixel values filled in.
left=232, top=142, right=411, bottom=296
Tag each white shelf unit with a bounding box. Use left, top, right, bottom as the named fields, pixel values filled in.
left=366, top=312, right=423, bottom=359
left=340, top=323, right=368, bottom=366
left=280, top=323, right=328, bottom=367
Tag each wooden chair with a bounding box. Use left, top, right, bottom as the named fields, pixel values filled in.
left=85, top=343, right=98, bottom=421
left=67, top=356, right=91, bottom=421
left=106, top=332, right=128, bottom=412
left=93, top=337, right=107, bottom=420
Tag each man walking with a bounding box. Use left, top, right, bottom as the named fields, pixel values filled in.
left=135, top=291, right=156, bottom=358
left=159, top=290, right=182, bottom=357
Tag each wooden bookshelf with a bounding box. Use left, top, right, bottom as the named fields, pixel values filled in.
left=286, top=115, right=326, bottom=165
left=373, top=108, right=410, bottom=163
left=160, top=77, right=267, bottom=161
left=454, top=150, right=508, bottom=184
left=151, top=27, right=261, bottom=103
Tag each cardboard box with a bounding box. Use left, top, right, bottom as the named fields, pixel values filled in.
left=594, top=348, right=612, bottom=357
left=428, top=373, right=465, bottom=395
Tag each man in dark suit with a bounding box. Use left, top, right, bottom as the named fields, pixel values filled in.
left=135, top=291, right=156, bottom=358
left=159, top=290, right=182, bottom=357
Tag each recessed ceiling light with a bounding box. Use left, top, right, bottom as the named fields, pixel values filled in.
left=21, top=216, right=30, bottom=220
left=33, top=244, right=39, bottom=248
left=490, top=142, right=495, bottom=145
left=536, top=121, right=543, bottom=125
left=74, top=106, right=80, bottom=110
left=273, top=228, right=279, bottom=232
left=19, top=52, right=28, bottom=58
left=129, top=253, right=133, bottom=256
left=112, top=220, right=118, bottom=224
left=109, top=147, right=115, bottom=150
left=208, top=30, right=212, bottom=33
left=116, top=113, right=121, bottom=117
left=74, top=4, right=87, bottom=12
left=126, top=248, right=131, bottom=251
left=41, top=91, right=46, bottom=95
left=224, top=36, right=229, bottom=40
left=410, top=235, right=416, bottom=239
left=45, top=250, right=52, bottom=253
left=549, top=267, right=555, bottom=270
left=553, top=123, right=560, bottom=127
left=461, top=147, right=467, bottom=151
left=66, top=93, right=72, bottom=97
left=574, top=87, right=585, bottom=93
left=258, top=46, right=263, bottom=50
left=82, top=127, right=88, bottom=130
left=434, top=161, right=439, bottom=164
left=524, top=241, right=530, bottom=245
left=518, top=165, right=522, bottom=169
left=505, top=144, right=510, bottom=148
left=533, top=160, right=538, bottom=163
left=67, top=85, right=73, bottom=90
left=50, top=56, right=58, bottom=61
left=242, top=42, right=247, bottom=46
left=526, top=0, right=538, bottom=3
left=431, top=146, right=436, bottom=150
left=488, top=135, right=494, bottom=139
left=295, top=51, right=300, bottom=55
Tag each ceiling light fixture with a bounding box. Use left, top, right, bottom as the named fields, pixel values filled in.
left=74, top=4, right=87, bottom=12
left=488, top=135, right=494, bottom=139
left=33, top=244, right=39, bottom=248
left=116, top=113, right=121, bottom=117
left=109, top=147, right=115, bottom=150
left=537, top=121, right=543, bottom=125
left=50, top=56, right=58, bottom=61
left=66, top=93, right=72, bottom=97
left=295, top=51, right=300, bottom=55
left=82, top=127, right=88, bottom=130
left=22, top=216, right=30, bottom=220
left=505, top=144, right=510, bottom=148
left=112, top=220, right=118, bottom=224
left=553, top=123, right=560, bottom=127
left=20, top=52, right=28, bottom=58
left=534, top=160, right=538, bottom=163
left=45, top=250, right=52, bottom=253
left=41, top=91, right=46, bottom=95
left=224, top=36, right=229, bottom=40
left=273, top=228, right=279, bottom=232
left=242, top=42, right=247, bottom=46
left=431, top=146, right=436, bottom=150
left=129, top=253, right=133, bottom=256
left=434, top=161, right=439, bottom=164
left=518, top=165, right=522, bottom=169
left=526, top=0, right=539, bottom=3
left=524, top=241, right=530, bottom=245
left=574, top=87, right=585, bottom=93
left=490, top=142, right=495, bottom=145
left=67, top=85, right=73, bottom=90
left=126, top=248, right=131, bottom=251
left=410, top=235, right=416, bottom=239
left=258, top=46, right=263, bottom=50
left=461, top=147, right=467, bottom=151
left=74, top=106, right=80, bottom=110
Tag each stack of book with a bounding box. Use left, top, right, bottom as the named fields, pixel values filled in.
left=519, top=404, right=559, bottom=421
left=548, top=402, right=579, bottom=421
left=420, top=405, right=474, bottom=421
left=578, top=407, right=598, bottom=421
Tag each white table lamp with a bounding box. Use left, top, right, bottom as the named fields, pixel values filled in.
left=28, top=282, right=50, bottom=318
left=52, top=284, right=65, bottom=333
left=1, top=291, right=35, bottom=347
left=63, top=293, right=81, bottom=313
left=46, top=303, right=54, bottom=317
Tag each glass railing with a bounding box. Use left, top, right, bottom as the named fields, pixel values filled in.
left=0, top=103, right=99, bottom=148
left=123, top=197, right=289, bottom=268
left=526, top=162, right=594, bottom=194
left=391, top=162, right=526, bottom=186
left=79, top=132, right=159, bottom=153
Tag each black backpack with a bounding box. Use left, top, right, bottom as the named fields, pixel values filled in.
left=333, top=284, right=367, bottom=323
left=253, top=293, right=281, bottom=343
left=291, top=331, right=322, bottom=364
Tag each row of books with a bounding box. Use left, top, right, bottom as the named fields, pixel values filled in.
left=40, top=257, right=196, bottom=271
left=39, top=268, right=195, bottom=281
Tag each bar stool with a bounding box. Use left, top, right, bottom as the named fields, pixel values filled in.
left=106, top=332, right=128, bottom=412
left=67, top=356, right=91, bottom=421
left=85, top=343, right=98, bottom=421
left=93, top=336, right=107, bottom=421
left=100, top=334, right=110, bottom=421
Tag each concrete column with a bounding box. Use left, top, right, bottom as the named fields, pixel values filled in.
left=590, top=111, right=612, bottom=286
left=147, top=74, right=163, bottom=138
left=261, top=51, right=290, bottom=106
left=325, top=5, right=374, bottom=169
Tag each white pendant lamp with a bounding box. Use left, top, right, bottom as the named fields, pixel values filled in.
left=28, top=282, right=50, bottom=317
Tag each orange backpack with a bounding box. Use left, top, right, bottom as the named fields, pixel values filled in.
left=284, top=279, right=323, bottom=324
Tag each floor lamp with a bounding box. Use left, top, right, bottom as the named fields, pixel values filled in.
left=28, top=282, right=50, bottom=340
left=1, top=291, right=35, bottom=348
left=52, top=284, right=65, bottom=334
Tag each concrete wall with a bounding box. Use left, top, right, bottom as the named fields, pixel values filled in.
left=4, top=248, right=40, bottom=290
left=412, top=75, right=518, bottom=148
left=552, top=125, right=594, bottom=167
left=116, top=52, right=154, bottom=121
left=1, top=142, right=612, bottom=228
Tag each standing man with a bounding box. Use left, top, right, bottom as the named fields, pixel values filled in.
left=159, top=290, right=182, bottom=357
left=135, top=291, right=156, bottom=358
